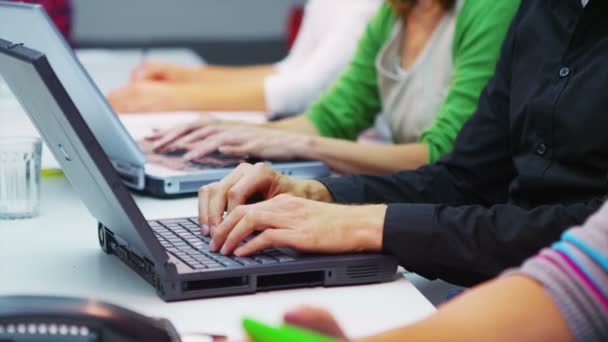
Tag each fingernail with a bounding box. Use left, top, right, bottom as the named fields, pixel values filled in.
left=220, top=245, right=229, bottom=255
left=209, top=240, right=218, bottom=252
left=234, top=247, right=243, bottom=256
left=200, top=224, right=209, bottom=235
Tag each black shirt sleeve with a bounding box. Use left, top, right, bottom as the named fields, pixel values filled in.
left=318, top=4, right=606, bottom=286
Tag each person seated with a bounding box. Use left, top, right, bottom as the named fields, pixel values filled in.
left=106, top=0, right=383, bottom=116
left=275, top=203, right=608, bottom=341
left=144, top=0, right=519, bottom=174
left=196, top=0, right=608, bottom=291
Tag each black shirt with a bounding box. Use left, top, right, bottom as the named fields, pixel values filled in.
left=319, top=0, right=608, bottom=286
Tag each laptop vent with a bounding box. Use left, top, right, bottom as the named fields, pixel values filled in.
left=346, top=265, right=380, bottom=279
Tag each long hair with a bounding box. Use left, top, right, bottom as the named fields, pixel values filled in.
left=388, top=0, right=456, bottom=17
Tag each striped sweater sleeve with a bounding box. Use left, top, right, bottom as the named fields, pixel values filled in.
left=508, top=203, right=608, bottom=341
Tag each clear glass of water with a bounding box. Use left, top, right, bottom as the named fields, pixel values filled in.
left=0, top=137, right=42, bottom=220
left=0, top=75, right=12, bottom=100
left=0, top=78, right=8, bottom=100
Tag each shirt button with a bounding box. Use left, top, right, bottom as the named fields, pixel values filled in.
left=559, top=67, right=570, bottom=78
left=536, top=143, right=547, bottom=156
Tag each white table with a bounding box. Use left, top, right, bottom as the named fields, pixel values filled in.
left=0, top=176, right=436, bottom=339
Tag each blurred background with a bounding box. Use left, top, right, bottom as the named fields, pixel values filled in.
left=72, top=0, right=306, bottom=64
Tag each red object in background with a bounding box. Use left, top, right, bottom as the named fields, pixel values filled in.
left=13, top=0, right=72, bottom=41
left=286, top=5, right=304, bottom=50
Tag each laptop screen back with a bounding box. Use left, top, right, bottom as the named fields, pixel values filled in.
left=0, top=2, right=146, bottom=188
left=0, top=40, right=163, bottom=263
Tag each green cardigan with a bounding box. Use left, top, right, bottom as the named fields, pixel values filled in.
left=305, top=0, right=520, bottom=163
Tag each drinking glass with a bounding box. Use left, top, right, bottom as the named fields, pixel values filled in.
left=0, top=137, right=42, bottom=220
left=0, top=75, right=10, bottom=100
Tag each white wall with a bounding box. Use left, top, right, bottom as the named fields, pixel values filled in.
left=72, top=0, right=306, bottom=43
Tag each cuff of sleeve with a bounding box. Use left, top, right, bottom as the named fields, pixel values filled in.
left=317, top=175, right=367, bottom=204
left=418, top=134, right=448, bottom=165
left=382, top=203, right=437, bottom=272
left=263, top=74, right=287, bottom=116
left=305, top=109, right=334, bottom=138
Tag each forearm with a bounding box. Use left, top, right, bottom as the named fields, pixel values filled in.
left=177, top=80, right=268, bottom=111
left=355, top=275, right=572, bottom=342
left=193, top=64, right=275, bottom=83
left=319, top=167, right=603, bottom=284
left=380, top=201, right=603, bottom=285
left=301, top=138, right=429, bottom=174
left=268, top=116, right=320, bottom=135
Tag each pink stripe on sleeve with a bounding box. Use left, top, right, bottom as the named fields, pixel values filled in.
left=539, top=252, right=608, bottom=311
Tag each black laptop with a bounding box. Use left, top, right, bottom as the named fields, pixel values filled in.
left=0, top=40, right=398, bottom=301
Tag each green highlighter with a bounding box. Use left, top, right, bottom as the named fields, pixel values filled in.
left=243, top=318, right=338, bottom=342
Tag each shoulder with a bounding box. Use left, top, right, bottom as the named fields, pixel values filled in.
left=367, top=3, right=398, bottom=36
left=456, top=0, right=521, bottom=28
left=356, top=3, right=398, bottom=51
left=459, top=0, right=521, bottom=16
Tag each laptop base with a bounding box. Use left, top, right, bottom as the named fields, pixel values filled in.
left=99, top=223, right=399, bottom=302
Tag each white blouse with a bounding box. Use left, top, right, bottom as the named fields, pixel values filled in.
left=264, top=0, right=382, bottom=116
left=375, top=1, right=462, bottom=143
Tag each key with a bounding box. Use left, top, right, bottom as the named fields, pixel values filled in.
left=253, top=256, right=278, bottom=265
left=275, top=255, right=296, bottom=263
left=234, top=257, right=259, bottom=266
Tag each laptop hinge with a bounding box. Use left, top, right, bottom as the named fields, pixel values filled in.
left=111, top=160, right=145, bottom=190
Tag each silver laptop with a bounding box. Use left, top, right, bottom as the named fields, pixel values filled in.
left=0, top=2, right=330, bottom=197
left=0, top=40, right=398, bottom=301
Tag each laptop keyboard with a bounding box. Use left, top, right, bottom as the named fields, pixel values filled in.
left=149, top=218, right=296, bottom=270
left=163, top=149, right=262, bottom=170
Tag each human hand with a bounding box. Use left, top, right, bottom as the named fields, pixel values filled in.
left=199, top=162, right=384, bottom=256
left=144, top=116, right=229, bottom=153
left=208, top=194, right=385, bottom=256
left=198, top=162, right=332, bottom=233
left=283, top=306, right=348, bottom=341
left=107, top=81, right=195, bottom=113
left=130, top=61, right=201, bottom=83
left=181, top=126, right=312, bottom=161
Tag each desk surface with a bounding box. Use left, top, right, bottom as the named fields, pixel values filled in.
left=0, top=177, right=435, bottom=339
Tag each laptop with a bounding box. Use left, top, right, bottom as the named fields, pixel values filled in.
left=0, top=2, right=330, bottom=197
left=0, top=40, right=398, bottom=301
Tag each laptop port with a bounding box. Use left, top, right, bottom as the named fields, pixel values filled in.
left=257, top=271, right=324, bottom=290
left=128, top=251, right=145, bottom=271
left=182, top=276, right=249, bottom=292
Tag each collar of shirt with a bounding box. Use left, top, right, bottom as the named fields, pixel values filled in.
left=582, top=0, right=589, bottom=7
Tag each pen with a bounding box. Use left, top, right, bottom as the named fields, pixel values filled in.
left=243, top=318, right=337, bottom=342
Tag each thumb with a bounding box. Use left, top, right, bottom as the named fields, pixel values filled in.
left=283, top=306, right=347, bottom=340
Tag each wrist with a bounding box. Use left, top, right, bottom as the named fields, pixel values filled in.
left=353, top=205, right=386, bottom=252
left=292, top=179, right=334, bottom=203
left=293, top=134, right=315, bottom=159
